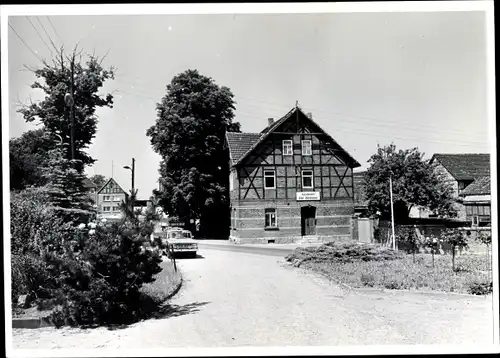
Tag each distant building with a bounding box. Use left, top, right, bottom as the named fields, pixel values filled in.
left=459, top=176, right=491, bottom=227
left=96, top=178, right=127, bottom=221
left=225, top=106, right=361, bottom=244
left=429, top=153, right=490, bottom=221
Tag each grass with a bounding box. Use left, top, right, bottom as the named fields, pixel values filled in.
left=140, top=260, right=182, bottom=304
left=286, top=242, right=492, bottom=295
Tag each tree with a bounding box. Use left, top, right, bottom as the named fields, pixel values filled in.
left=89, top=174, right=107, bottom=189
left=9, top=128, right=55, bottom=191
left=364, top=144, right=456, bottom=223
left=441, top=229, right=468, bottom=271
left=18, top=47, right=115, bottom=174
left=146, top=69, right=241, bottom=238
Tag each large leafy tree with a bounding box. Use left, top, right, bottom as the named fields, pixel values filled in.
left=147, top=69, right=241, bottom=237
left=89, top=174, right=107, bottom=189
left=18, top=48, right=115, bottom=173
left=17, top=48, right=115, bottom=218
left=364, top=144, right=456, bottom=222
left=9, top=128, right=55, bottom=191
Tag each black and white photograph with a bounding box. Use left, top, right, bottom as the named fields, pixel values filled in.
left=2, top=2, right=498, bottom=356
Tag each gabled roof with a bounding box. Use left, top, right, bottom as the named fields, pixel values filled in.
left=96, top=177, right=127, bottom=195
left=460, top=176, right=490, bottom=196
left=226, top=132, right=262, bottom=166
left=430, top=153, right=490, bottom=180
left=228, top=106, right=360, bottom=168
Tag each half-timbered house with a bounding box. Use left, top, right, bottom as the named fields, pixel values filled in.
left=225, top=106, right=361, bottom=244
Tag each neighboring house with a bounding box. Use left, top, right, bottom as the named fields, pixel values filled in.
left=82, top=178, right=98, bottom=204
left=225, top=105, right=361, bottom=244
left=428, top=153, right=490, bottom=221
left=96, top=178, right=127, bottom=221
left=459, top=176, right=491, bottom=227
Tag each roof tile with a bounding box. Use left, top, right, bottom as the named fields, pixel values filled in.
left=460, top=176, right=490, bottom=196
left=432, top=153, right=490, bottom=180
left=226, top=132, right=262, bottom=165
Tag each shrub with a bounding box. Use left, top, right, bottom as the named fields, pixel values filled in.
left=360, top=273, right=376, bottom=287
left=467, top=280, right=493, bottom=296
left=43, top=221, right=163, bottom=327
left=10, top=187, right=76, bottom=305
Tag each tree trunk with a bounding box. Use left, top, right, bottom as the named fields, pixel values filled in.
left=432, top=247, right=435, bottom=268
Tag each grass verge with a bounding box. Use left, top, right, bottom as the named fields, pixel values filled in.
left=286, top=242, right=492, bottom=295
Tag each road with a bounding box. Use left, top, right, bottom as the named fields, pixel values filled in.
left=11, top=245, right=494, bottom=350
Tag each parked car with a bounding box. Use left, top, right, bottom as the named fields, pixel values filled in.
left=165, top=229, right=198, bottom=258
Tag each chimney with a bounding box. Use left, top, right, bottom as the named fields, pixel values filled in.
left=307, top=112, right=312, bottom=119
left=268, top=118, right=274, bottom=126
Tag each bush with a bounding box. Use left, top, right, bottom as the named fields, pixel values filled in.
left=10, top=187, right=75, bottom=305
left=43, top=221, right=163, bottom=327
left=360, top=273, right=376, bottom=287
left=467, top=280, right=493, bottom=296
left=285, top=241, right=404, bottom=267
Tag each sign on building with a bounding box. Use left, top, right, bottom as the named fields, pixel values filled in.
left=296, top=191, right=321, bottom=201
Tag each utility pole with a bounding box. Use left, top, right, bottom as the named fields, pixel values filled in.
left=389, top=174, right=396, bottom=251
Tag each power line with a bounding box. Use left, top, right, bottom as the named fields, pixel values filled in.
left=36, top=17, right=60, bottom=54
left=112, top=77, right=488, bottom=138
left=9, top=23, right=44, bottom=63
left=25, top=16, right=53, bottom=57
left=46, top=17, right=64, bottom=47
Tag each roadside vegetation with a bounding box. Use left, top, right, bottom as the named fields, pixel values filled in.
left=285, top=239, right=492, bottom=296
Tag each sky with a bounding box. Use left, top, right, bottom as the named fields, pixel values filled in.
left=7, top=9, right=492, bottom=198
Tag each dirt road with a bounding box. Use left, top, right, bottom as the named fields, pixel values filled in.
left=11, top=246, right=494, bottom=350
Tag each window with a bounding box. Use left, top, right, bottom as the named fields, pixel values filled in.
left=484, top=206, right=491, bottom=216
left=265, top=208, right=277, bottom=228
left=229, top=171, right=234, bottom=191
left=103, top=206, right=111, bottom=212
left=282, top=140, right=293, bottom=156
left=103, top=195, right=111, bottom=201
left=301, top=140, right=312, bottom=155
left=113, top=206, right=120, bottom=212
left=472, top=215, right=479, bottom=226
left=264, top=170, right=276, bottom=189
left=302, top=170, right=314, bottom=188
left=114, top=196, right=122, bottom=202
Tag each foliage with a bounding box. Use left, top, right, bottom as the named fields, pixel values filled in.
left=18, top=48, right=115, bottom=173
left=147, top=69, right=240, bottom=238
left=10, top=187, right=77, bottom=304
left=43, top=146, right=94, bottom=222
left=440, top=229, right=468, bottom=271
left=9, top=128, right=55, bottom=191
left=285, top=242, right=404, bottom=268
left=364, top=144, right=456, bottom=222
left=302, top=253, right=491, bottom=295
left=43, top=220, right=163, bottom=327
left=89, top=174, right=107, bottom=189
left=467, top=280, right=493, bottom=296
left=476, top=231, right=492, bottom=246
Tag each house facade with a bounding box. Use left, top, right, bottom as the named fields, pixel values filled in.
left=429, top=153, right=490, bottom=221
left=459, top=176, right=491, bottom=227
left=225, top=106, right=361, bottom=244
left=96, top=178, right=127, bottom=221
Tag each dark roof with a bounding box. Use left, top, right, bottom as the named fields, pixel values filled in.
left=460, top=176, right=490, bottom=196
left=229, top=106, right=360, bottom=168
left=226, top=132, right=262, bottom=166
left=431, top=153, right=490, bottom=180
left=353, top=171, right=368, bottom=208
left=82, top=178, right=97, bottom=189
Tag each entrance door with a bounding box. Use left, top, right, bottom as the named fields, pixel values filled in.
left=301, top=206, right=317, bottom=236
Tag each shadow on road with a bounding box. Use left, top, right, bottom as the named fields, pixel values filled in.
left=107, top=301, right=210, bottom=331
